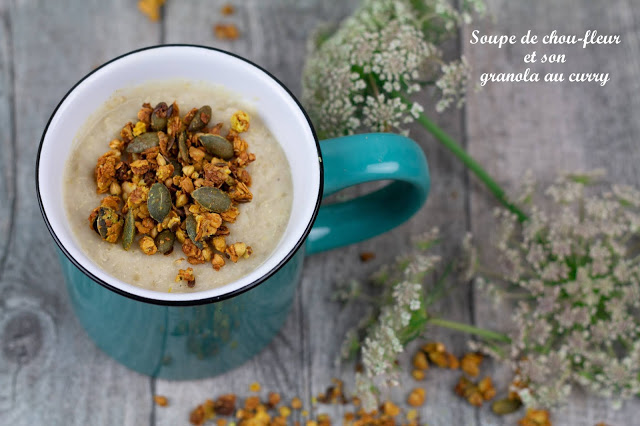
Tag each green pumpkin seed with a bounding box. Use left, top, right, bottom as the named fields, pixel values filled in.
left=199, top=134, right=234, bottom=160
left=151, top=102, right=169, bottom=131
left=178, top=131, right=189, bottom=163
left=122, top=209, right=135, bottom=250
left=169, top=158, right=182, bottom=177
left=185, top=214, right=203, bottom=249
left=491, top=398, right=522, bottom=415
left=147, top=183, right=172, bottom=222
left=155, top=229, right=175, bottom=254
left=96, top=207, right=123, bottom=242
left=192, top=187, right=231, bottom=213
left=126, top=132, right=159, bottom=153
left=188, top=105, right=212, bottom=132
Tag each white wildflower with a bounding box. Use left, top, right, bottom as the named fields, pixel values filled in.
left=476, top=171, right=640, bottom=408
left=302, top=0, right=484, bottom=138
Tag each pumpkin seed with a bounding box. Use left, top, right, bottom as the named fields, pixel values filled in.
left=148, top=183, right=172, bottom=222
left=491, top=398, right=522, bottom=415
left=185, top=214, right=204, bottom=249
left=95, top=207, right=123, bottom=242
left=126, top=132, right=159, bottom=153
left=192, top=187, right=231, bottom=213
left=199, top=134, right=234, bottom=160
left=155, top=229, right=175, bottom=254
left=178, top=131, right=189, bottom=163
left=187, top=105, right=212, bottom=132
left=122, top=209, right=135, bottom=250
left=169, top=158, right=182, bottom=177
left=151, top=102, right=169, bottom=131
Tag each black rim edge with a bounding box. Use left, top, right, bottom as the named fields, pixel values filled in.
left=35, top=44, right=324, bottom=307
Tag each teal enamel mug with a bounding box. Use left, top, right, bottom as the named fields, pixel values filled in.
left=36, top=45, right=430, bottom=379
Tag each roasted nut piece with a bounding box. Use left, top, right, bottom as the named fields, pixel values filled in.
left=133, top=121, right=147, bottom=136
left=214, top=394, right=236, bottom=416
left=461, top=353, right=483, bottom=377
left=130, top=159, right=151, bottom=175
left=182, top=238, right=205, bottom=265
left=95, top=151, right=120, bottom=193
left=139, top=236, right=158, bottom=255
left=153, top=395, right=168, bottom=407
left=214, top=23, right=239, bottom=40
left=176, top=267, right=195, bottom=287
left=230, top=111, right=250, bottom=132
left=211, top=253, right=225, bottom=271
left=407, top=388, right=426, bottom=407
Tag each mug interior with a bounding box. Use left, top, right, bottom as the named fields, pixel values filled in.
left=37, top=45, right=322, bottom=304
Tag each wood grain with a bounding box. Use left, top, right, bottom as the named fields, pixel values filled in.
left=465, top=0, right=640, bottom=424
left=0, top=0, right=15, bottom=281
left=0, top=0, right=160, bottom=424
left=156, top=2, right=362, bottom=425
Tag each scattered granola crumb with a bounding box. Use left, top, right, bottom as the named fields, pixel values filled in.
left=230, top=111, right=250, bottom=133
left=221, top=4, right=235, bottom=15
left=406, top=409, right=418, bottom=421
left=154, top=395, right=168, bottom=406
left=249, top=382, right=261, bottom=392
left=412, top=351, right=429, bottom=370
left=138, top=0, right=165, bottom=21
left=359, top=252, right=375, bottom=262
left=407, top=388, right=426, bottom=407
left=279, top=406, right=291, bottom=418
left=454, top=376, right=496, bottom=407
left=411, top=369, right=425, bottom=381
left=518, top=408, right=552, bottom=426
left=382, top=400, right=400, bottom=416
left=291, top=397, right=303, bottom=410
left=460, top=352, right=484, bottom=377
left=423, top=341, right=459, bottom=369
left=267, top=392, right=281, bottom=407
left=214, top=23, right=240, bottom=40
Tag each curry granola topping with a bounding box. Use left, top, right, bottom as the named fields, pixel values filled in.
left=89, top=101, right=255, bottom=289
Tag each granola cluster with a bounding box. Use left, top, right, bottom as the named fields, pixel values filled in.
left=89, top=101, right=255, bottom=289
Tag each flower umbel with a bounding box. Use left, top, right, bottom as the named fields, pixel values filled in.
left=338, top=229, right=442, bottom=411
left=302, top=0, right=528, bottom=221
left=302, top=0, right=484, bottom=138
left=474, top=171, right=640, bottom=409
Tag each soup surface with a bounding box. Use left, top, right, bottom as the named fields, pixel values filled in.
left=63, top=80, right=293, bottom=292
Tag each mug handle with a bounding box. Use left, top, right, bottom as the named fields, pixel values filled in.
left=306, top=133, right=430, bottom=255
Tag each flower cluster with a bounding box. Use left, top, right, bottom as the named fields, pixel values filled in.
left=301, top=0, right=484, bottom=138
left=473, top=171, right=640, bottom=409
left=337, top=228, right=441, bottom=411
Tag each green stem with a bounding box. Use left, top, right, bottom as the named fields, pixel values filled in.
left=429, top=317, right=512, bottom=343
left=424, top=261, right=454, bottom=305
left=414, top=110, right=528, bottom=222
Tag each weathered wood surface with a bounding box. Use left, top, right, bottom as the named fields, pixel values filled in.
left=0, top=0, right=638, bottom=425
left=466, top=1, right=640, bottom=425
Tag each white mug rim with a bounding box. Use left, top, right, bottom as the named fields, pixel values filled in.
left=35, top=44, right=323, bottom=306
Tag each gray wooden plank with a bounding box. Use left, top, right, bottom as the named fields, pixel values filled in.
left=301, top=33, right=479, bottom=426
left=0, top=0, right=160, bottom=424
left=159, top=2, right=478, bottom=425
left=0, top=0, right=15, bottom=294
left=465, top=0, right=640, bottom=424
left=156, top=2, right=362, bottom=424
